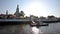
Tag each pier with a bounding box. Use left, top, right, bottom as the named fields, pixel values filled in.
left=0, top=19, right=60, bottom=26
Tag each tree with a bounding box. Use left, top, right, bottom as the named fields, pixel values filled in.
left=39, top=16, right=46, bottom=19
left=19, top=11, right=25, bottom=18
left=47, top=15, right=55, bottom=19
left=20, top=11, right=25, bottom=16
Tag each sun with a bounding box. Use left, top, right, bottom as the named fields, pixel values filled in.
left=25, top=2, right=48, bottom=17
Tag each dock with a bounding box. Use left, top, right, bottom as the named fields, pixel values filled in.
left=0, top=19, right=60, bottom=25
left=0, top=19, right=30, bottom=25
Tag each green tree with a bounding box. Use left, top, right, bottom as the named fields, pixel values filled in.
left=20, top=11, right=25, bottom=16
left=47, top=15, right=55, bottom=19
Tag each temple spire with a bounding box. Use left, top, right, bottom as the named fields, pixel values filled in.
left=16, top=4, right=19, bottom=12
left=14, top=4, right=20, bottom=18
left=6, top=10, right=8, bottom=15
left=17, top=5, right=19, bottom=8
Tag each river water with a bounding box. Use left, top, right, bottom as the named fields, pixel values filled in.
left=0, top=22, right=60, bottom=34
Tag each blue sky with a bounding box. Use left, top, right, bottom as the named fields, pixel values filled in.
left=0, top=0, right=60, bottom=17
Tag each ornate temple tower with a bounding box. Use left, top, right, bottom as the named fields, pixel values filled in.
left=14, top=5, right=20, bottom=18
left=6, top=10, right=8, bottom=15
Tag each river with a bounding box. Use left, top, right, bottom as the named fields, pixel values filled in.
left=0, top=22, right=60, bottom=34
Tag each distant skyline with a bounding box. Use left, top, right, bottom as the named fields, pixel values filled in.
left=0, top=0, right=60, bottom=17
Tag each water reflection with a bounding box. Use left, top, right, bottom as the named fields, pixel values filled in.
left=32, top=26, right=39, bottom=34
left=23, top=25, right=43, bottom=34
left=0, top=25, right=25, bottom=34
left=31, top=26, right=43, bottom=34
left=0, top=23, right=60, bottom=34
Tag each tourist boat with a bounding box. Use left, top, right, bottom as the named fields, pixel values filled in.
left=30, top=21, right=48, bottom=27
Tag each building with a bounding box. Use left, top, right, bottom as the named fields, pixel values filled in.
left=14, top=5, right=20, bottom=18
left=0, top=10, right=16, bottom=19
left=14, top=5, right=25, bottom=18
left=6, top=10, right=8, bottom=15
left=0, top=14, right=16, bottom=19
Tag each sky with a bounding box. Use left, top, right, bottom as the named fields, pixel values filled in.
left=0, top=0, right=60, bottom=17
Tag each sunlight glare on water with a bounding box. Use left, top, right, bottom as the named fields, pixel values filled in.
left=31, top=26, right=43, bottom=34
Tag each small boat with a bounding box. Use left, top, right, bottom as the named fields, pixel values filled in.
left=30, top=21, right=48, bottom=27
